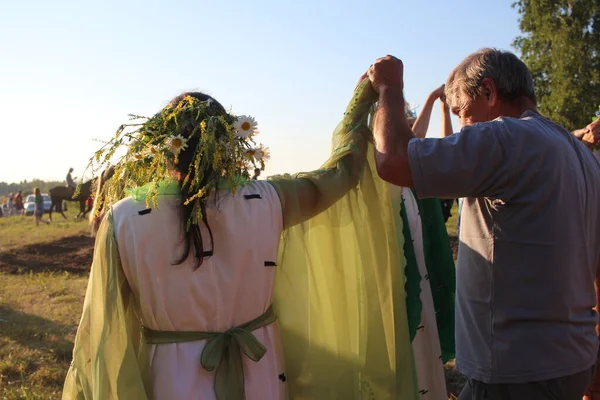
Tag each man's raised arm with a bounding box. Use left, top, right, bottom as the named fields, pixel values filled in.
left=367, top=55, right=415, bottom=187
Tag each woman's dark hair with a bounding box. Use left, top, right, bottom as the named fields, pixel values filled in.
left=168, top=92, right=227, bottom=268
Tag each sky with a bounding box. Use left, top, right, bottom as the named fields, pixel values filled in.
left=0, top=0, right=521, bottom=184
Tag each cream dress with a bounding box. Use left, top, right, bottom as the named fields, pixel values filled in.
left=111, top=180, right=288, bottom=399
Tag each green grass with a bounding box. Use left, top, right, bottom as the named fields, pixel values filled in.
left=0, top=208, right=90, bottom=251
left=0, top=208, right=90, bottom=399
left=0, top=272, right=88, bottom=399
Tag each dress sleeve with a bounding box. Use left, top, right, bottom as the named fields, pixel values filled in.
left=268, top=80, right=375, bottom=229
left=62, top=211, right=149, bottom=400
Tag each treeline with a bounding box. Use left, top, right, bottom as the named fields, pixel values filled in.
left=0, top=180, right=65, bottom=197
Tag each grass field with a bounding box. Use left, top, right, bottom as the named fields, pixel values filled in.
left=0, top=272, right=87, bottom=399
left=0, top=202, right=464, bottom=399
left=0, top=207, right=91, bottom=399
left=0, top=210, right=90, bottom=252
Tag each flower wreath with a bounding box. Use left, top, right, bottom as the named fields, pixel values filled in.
left=89, top=95, right=269, bottom=229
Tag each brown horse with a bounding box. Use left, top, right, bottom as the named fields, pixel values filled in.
left=49, top=179, right=95, bottom=221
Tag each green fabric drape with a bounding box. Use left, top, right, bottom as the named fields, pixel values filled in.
left=399, top=187, right=456, bottom=363
left=269, top=79, right=419, bottom=400
left=399, top=197, right=423, bottom=343
left=62, top=212, right=149, bottom=400
left=412, top=194, right=456, bottom=363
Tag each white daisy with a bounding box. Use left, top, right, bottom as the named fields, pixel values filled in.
left=247, top=145, right=271, bottom=162
left=234, top=115, right=258, bottom=138
left=259, top=146, right=271, bottom=162
left=246, top=148, right=259, bottom=160
left=167, top=134, right=188, bottom=154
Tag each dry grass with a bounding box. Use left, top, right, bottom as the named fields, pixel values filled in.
left=0, top=208, right=90, bottom=252
left=0, top=272, right=88, bottom=399
left=0, top=209, right=89, bottom=399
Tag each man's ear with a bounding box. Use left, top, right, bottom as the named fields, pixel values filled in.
left=481, top=77, right=498, bottom=107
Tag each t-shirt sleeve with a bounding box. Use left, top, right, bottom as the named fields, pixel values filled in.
left=408, top=121, right=511, bottom=199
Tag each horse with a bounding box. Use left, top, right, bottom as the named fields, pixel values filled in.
left=49, top=179, right=95, bottom=221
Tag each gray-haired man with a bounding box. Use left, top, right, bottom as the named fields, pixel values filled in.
left=365, top=49, right=600, bottom=399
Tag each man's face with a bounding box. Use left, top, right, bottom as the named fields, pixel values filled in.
left=451, top=79, right=501, bottom=128
left=453, top=93, right=492, bottom=128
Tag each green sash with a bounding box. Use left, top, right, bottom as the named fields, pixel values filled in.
left=143, top=305, right=277, bottom=400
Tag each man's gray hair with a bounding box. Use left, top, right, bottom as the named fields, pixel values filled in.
left=445, top=48, right=536, bottom=111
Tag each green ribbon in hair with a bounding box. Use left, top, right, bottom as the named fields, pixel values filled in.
left=142, top=305, right=277, bottom=400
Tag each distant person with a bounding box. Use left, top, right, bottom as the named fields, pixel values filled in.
left=252, top=168, right=261, bottom=180
left=411, top=84, right=456, bottom=223
left=14, top=191, right=23, bottom=215
left=7, top=193, right=14, bottom=216
left=33, top=188, right=49, bottom=226
left=66, top=168, right=77, bottom=191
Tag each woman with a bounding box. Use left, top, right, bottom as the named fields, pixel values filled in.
left=33, top=188, right=49, bottom=226
left=391, top=88, right=456, bottom=400
left=64, top=80, right=417, bottom=399
left=412, top=84, right=456, bottom=224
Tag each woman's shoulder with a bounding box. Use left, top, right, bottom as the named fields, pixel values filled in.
left=235, top=180, right=279, bottom=201
left=213, top=180, right=282, bottom=218
left=110, top=196, right=151, bottom=226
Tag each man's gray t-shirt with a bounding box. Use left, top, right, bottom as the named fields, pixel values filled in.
left=408, top=111, right=600, bottom=383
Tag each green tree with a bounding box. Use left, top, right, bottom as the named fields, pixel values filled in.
left=0, top=179, right=64, bottom=197
left=513, top=0, right=600, bottom=131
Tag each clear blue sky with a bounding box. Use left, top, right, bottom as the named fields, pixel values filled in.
left=0, top=0, right=521, bottom=184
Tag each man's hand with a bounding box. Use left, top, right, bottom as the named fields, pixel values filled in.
left=367, top=55, right=404, bottom=94
left=430, top=84, right=445, bottom=100
left=430, top=84, right=449, bottom=109
left=586, top=119, right=600, bottom=145
left=574, top=119, right=600, bottom=150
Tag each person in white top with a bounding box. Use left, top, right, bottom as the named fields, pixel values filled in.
left=63, top=88, right=373, bottom=400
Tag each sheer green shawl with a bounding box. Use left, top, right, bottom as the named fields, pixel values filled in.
left=269, top=80, right=418, bottom=399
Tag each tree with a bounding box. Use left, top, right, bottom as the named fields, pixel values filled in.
left=0, top=179, right=64, bottom=197
left=513, top=0, right=600, bottom=131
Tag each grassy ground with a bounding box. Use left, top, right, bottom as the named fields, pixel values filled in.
left=0, top=272, right=87, bottom=399
left=0, top=202, right=465, bottom=399
left=0, top=209, right=90, bottom=252
left=0, top=207, right=90, bottom=399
